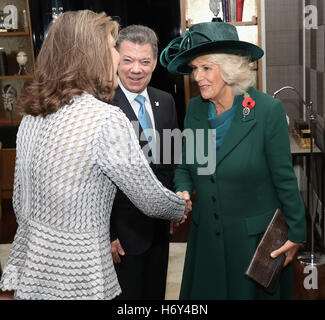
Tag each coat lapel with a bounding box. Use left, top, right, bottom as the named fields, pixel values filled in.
left=191, top=93, right=257, bottom=173
left=192, top=98, right=210, bottom=128
left=112, top=86, right=146, bottom=148
left=112, top=86, right=138, bottom=122
left=147, top=87, right=161, bottom=133
left=214, top=93, right=256, bottom=170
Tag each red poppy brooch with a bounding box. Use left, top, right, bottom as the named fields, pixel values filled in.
left=242, top=92, right=255, bottom=118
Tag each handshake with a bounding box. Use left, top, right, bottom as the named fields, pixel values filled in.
left=111, top=190, right=192, bottom=263
left=171, top=191, right=192, bottom=234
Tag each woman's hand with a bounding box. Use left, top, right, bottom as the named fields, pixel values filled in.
left=170, top=191, right=192, bottom=234
left=111, top=238, right=125, bottom=264
left=178, top=191, right=192, bottom=216
left=270, top=240, right=301, bottom=267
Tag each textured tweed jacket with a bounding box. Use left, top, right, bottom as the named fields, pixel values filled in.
left=0, top=93, right=185, bottom=300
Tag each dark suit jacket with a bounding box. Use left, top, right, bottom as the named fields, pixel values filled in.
left=110, top=85, right=179, bottom=255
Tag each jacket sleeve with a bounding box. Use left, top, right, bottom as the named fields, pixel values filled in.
left=109, top=93, right=179, bottom=242
left=12, top=151, right=21, bottom=222
left=264, top=99, right=307, bottom=243
left=174, top=101, right=195, bottom=195
left=96, top=108, right=185, bottom=222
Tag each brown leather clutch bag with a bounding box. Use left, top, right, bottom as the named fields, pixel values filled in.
left=245, top=209, right=288, bottom=294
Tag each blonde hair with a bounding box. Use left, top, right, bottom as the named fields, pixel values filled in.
left=17, top=10, right=119, bottom=117
left=198, top=53, right=255, bottom=95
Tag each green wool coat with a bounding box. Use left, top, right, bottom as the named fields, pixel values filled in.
left=175, top=87, right=307, bottom=300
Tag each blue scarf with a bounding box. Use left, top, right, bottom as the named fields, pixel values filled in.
left=208, top=96, right=239, bottom=155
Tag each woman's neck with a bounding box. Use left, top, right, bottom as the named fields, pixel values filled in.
left=211, top=86, right=235, bottom=115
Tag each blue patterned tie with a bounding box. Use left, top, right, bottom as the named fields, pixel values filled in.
left=135, top=95, right=153, bottom=143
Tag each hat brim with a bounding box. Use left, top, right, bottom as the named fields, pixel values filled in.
left=167, top=40, right=264, bottom=75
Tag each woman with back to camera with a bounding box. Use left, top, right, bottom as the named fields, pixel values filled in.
left=0, top=10, right=189, bottom=300
left=160, top=22, right=306, bottom=299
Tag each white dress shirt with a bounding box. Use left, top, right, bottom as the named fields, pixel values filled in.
left=118, top=77, right=157, bottom=141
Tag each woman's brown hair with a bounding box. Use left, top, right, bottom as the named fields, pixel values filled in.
left=17, top=10, right=119, bottom=117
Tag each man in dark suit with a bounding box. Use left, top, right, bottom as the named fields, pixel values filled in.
left=110, top=25, right=179, bottom=300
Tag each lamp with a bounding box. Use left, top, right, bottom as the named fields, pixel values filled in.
left=273, top=86, right=325, bottom=267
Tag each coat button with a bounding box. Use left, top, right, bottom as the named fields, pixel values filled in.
left=210, top=177, right=215, bottom=183
left=216, top=231, right=220, bottom=236
left=212, top=196, right=216, bottom=202
left=214, top=212, right=219, bottom=220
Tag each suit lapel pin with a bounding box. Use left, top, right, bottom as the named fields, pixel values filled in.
left=154, top=101, right=159, bottom=107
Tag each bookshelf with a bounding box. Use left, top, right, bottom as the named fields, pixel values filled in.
left=0, top=0, right=35, bottom=124
left=228, top=15, right=257, bottom=26
left=0, top=75, right=32, bottom=80
left=182, top=0, right=262, bottom=107
left=0, top=0, right=35, bottom=202
left=0, top=31, right=29, bottom=36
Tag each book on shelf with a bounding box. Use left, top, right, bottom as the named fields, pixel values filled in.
left=222, top=0, right=244, bottom=22
left=229, top=0, right=237, bottom=22
left=227, top=0, right=231, bottom=21
left=222, top=0, right=227, bottom=22
left=237, top=0, right=245, bottom=22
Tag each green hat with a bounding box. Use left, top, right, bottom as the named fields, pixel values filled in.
left=160, top=22, right=264, bottom=75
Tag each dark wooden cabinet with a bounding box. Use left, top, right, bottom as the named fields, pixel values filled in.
left=0, top=0, right=35, bottom=125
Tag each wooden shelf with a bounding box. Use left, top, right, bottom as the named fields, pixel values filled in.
left=0, top=30, right=29, bottom=36
left=228, top=16, right=258, bottom=26
left=0, top=75, right=32, bottom=80
left=290, top=131, right=321, bottom=154
left=186, top=16, right=258, bottom=29
left=0, top=108, right=22, bottom=125
left=0, top=1, right=35, bottom=125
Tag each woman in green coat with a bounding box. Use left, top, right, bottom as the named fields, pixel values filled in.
left=160, top=22, right=306, bottom=299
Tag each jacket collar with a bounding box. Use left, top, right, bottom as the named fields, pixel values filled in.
left=112, top=86, right=163, bottom=150
left=147, top=87, right=161, bottom=133
left=113, top=85, right=160, bottom=126
left=192, top=88, right=257, bottom=171
left=214, top=89, right=256, bottom=170
left=112, top=86, right=138, bottom=122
